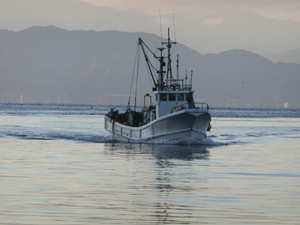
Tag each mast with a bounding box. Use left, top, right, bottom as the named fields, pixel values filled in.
left=162, top=28, right=176, bottom=86
left=167, top=28, right=172, bottom=80
left=157, top=47, right=166, bottom=90
left=138, top=28, right=176, bottom=91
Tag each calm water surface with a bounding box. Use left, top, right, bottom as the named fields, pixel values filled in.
left=0, top=104, right=300, bottom=224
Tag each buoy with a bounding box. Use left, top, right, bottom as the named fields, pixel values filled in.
left=207, top=123, right=212, bottom=131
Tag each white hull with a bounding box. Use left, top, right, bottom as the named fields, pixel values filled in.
left=104, top=33, right=212, bottom=145
left=105, top=109, right=211, bottom=144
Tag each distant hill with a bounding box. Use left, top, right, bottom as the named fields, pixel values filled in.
left=0, top=26, right=300, bottom=108
left=265, top=48, right=300, bottom=64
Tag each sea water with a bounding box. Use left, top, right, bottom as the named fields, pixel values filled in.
left=0, top=104, right=300, bottom=224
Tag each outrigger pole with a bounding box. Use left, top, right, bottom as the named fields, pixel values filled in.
left=138, top=38, right=157, bottom=88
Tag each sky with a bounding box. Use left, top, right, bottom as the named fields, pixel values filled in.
left=1, top=0, right=300, bottom=54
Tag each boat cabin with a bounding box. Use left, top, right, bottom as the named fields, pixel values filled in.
left=155, top=78, right=193, bottom=118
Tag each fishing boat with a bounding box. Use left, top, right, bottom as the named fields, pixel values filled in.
left=105, top=29, right=211, bottom=144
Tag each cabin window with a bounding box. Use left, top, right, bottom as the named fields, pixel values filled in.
left=169, top=94, right=176, bottom=101
left=177, top=94, right=184, bottom=101
left=160, top=94, right=167, bottom=101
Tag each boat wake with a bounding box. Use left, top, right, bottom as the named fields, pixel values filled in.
left=202, top=137, right=229, bottom=146
left=1, top=124, right=224, bottom=145
left=1, top=126, right=267, bottom=146
left=1, top=131, right=112, bottom=143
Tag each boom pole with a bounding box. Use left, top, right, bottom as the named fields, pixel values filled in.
left=138, top=38, right=157, bottom=87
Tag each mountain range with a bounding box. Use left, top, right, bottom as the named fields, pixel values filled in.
left=265, top=48, right=300, bottom=64
left=0, top=26, right=299, bottom=108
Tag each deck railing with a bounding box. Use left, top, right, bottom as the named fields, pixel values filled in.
left=158, top=84, right=192, bottom=92
left=171, top=102, right=209, bottom=113
left=195, top=102, right=210, bottom=110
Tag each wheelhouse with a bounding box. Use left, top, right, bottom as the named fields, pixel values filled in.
left=155, top=78, right=194, bottom=118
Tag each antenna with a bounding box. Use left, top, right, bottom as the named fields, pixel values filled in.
left=159, top=7, right=163, bottom=44
left=173, top=8, right=176, bottom=42
left=190, top=70, right=193, bottom=89
left=176, top=54, right=179, bottom=79
left=185, top=70, right=188, bottom=87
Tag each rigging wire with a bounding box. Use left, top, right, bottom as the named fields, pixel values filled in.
left=127, top=42, right=139, bottom=109
left=134, top=44, right=140, bottom=110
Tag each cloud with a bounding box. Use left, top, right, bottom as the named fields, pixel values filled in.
left=81, top=0, right=300, bottom=22
left=254, top=1, right=300, bottom=22
left=201, top=18, right=224, bottom=26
